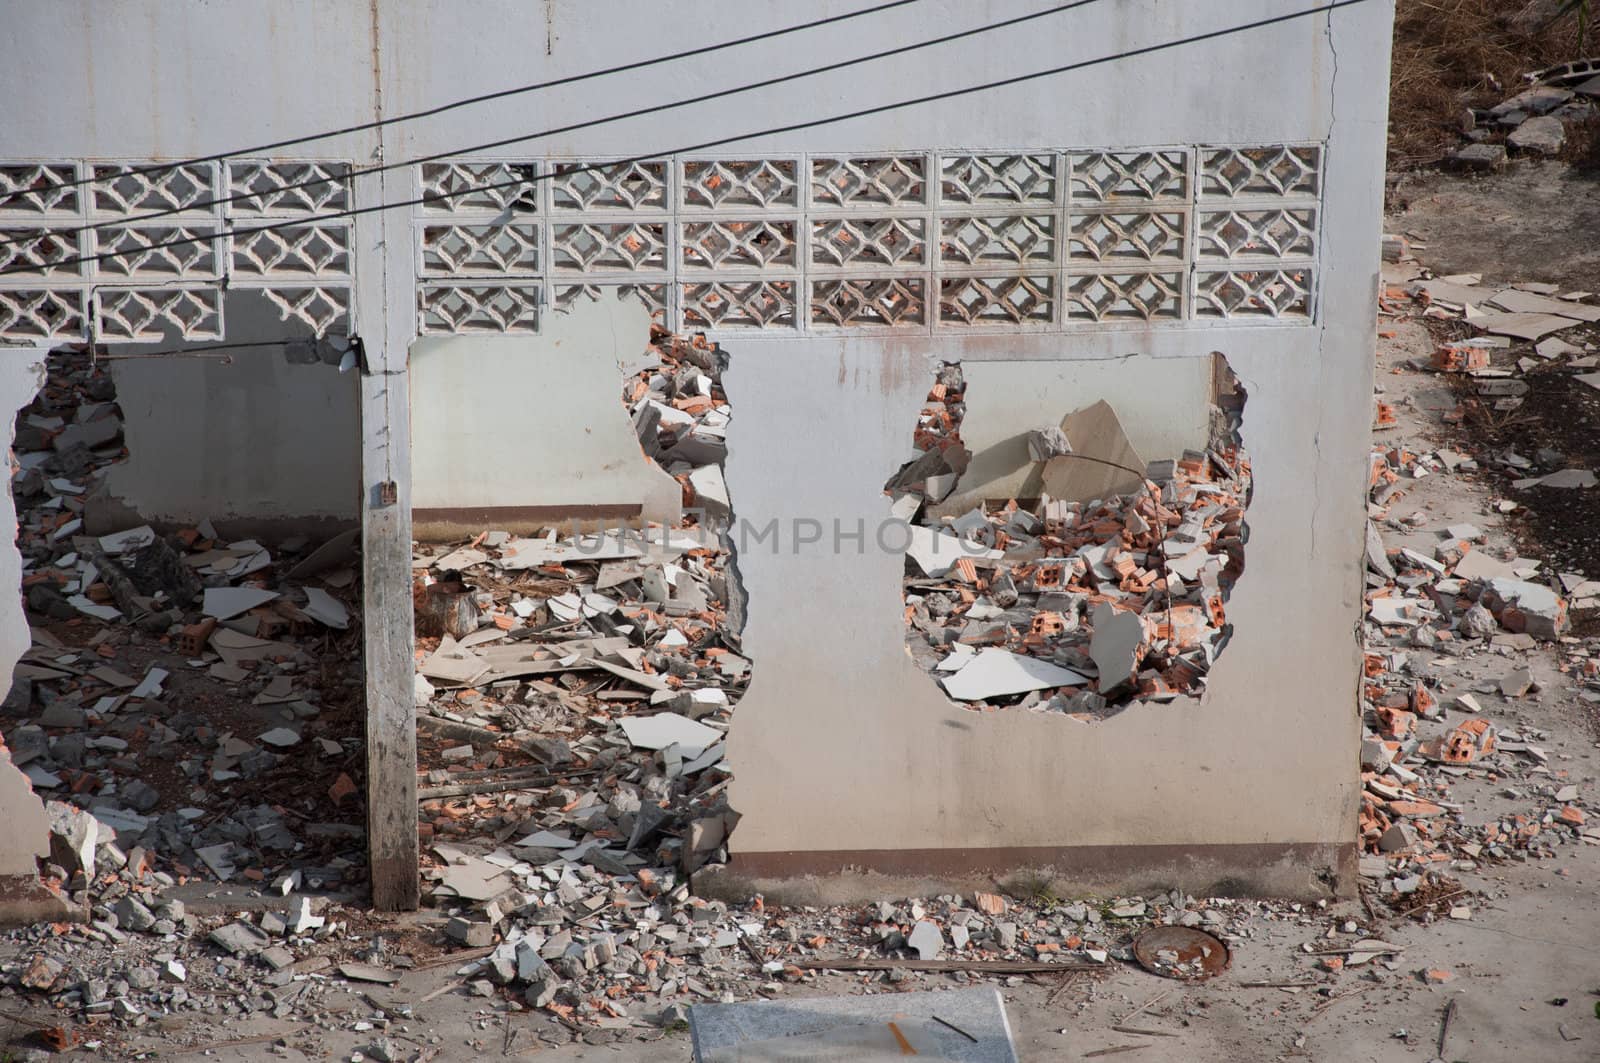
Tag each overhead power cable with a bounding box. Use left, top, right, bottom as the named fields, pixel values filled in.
left=0, top=0, right=1104, bottom=246
left=0, top=0, right=1373, bottom=280
left=17, top=0, right=927, bottom=195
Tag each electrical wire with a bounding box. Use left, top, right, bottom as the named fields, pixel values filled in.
left=0, top=0, right=1104, bottom=246
left=13, top=0, right=928, bottom=196
left=0, top=0, right=1373, bottom=280
left=91, top=339, right=306, bottom=361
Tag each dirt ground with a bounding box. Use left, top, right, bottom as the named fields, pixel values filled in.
left=1388, top=161, right=1600, bottom=286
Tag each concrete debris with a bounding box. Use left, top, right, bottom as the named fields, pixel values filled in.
left=1447, top=76, right=1594, bottom=164
left=1358, top=258, right=1600, bottom=914
left=1505, top=114, right=1565, bottom=154
left=1, top=350, right=380, bottom=1045
left=1448, top=143, right=1507, bottom=171
left=892, top=365, right=1250, bottom=716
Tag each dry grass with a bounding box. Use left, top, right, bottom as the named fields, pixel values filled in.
left=1389, top=0, right=1591, bottom=167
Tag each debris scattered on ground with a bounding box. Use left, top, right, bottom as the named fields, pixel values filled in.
left=0, top=347, right=384, bottom=1055
left=1356, top=249, right=1600, bottom=912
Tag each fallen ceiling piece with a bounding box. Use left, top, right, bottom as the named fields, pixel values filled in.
left=1453, top=550, right=1517, bottom=582
left=202, top=586, right=280, bottom=620
left=431, top=546, right=489, bottom=571
left=905, top=525, right=1000, bottom=578
left=1041, top=399, right=1146, bottom=504
left=1089, top=602, right=1145, bottom=694
left=1469, top=312, right=1577, bottom=340
left=618, top=712, right=722, bottom=755
left=301, top=587, right=350, bottom=629
left=433, top=856, right=513, bottom=902
left=1486, top=287, right=1600, bottom=322
left=286, top=528, right=359, bottom=579
left=1530, top=468, right=1597, bottom=489
left=1411, top=279, right=1497, bottom=308
left=207, top=628, right=294, bottom=667
left=98, top=526, right=157, bottom=554
left=1534, top=337, right=1583, bottom=359
left=496, top=533, right=644, bottom=570
left=419, top=635, right=491, bottom=686
left=938, top=648, right=1088, bottom=701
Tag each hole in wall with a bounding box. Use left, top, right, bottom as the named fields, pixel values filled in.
left=1, top=326, right=367, bottom=902
left=408, top=306, right=742, bottom=890
left=888, top=353, right=1251, bottom=720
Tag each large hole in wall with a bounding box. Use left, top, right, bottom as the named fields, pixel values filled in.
left=1, top=316, right=367, bottom=904
left=410, top=310, right=743, bottom=904
left=887, top=354, right=1250, bottom=720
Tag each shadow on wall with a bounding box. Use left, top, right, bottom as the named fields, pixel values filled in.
left=89, top=289, right=362, bottom=543
left=888, top=352, right=1250, bottom=720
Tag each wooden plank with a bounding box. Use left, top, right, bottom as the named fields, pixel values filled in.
left=794, top=957, right=1106, bottom=974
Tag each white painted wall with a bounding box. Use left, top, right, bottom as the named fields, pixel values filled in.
left=410, top=299, right=681, bottom=528
left=0, top=350, right=51, bottom=878
left=0, top=0, right=1393, bottom=897
left=935, top=355, right=1217, bottom=517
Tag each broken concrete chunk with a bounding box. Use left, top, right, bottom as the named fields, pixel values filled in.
left=1449, top=143, right=1508, bottom=171
left=1088, top=601, right=1144, bottom=695
left=1500, top=667, right=1533, bottom=698
left=301, top=586, right=350, bottom=629
left=1365, top=522, right=1395, bottom=579
left=46, top=801, right=100, bottom=877
left=618, top=713, right=722, bottom=756
left=907, top=920, right=944, bottom=961
left=209, top=921, right=272, bottom=956
left=1480, top=577, right=1569, bottom=640
left=258, top=727, right=301, bottom=748
left=1507, top=115, right=1565, bottom=155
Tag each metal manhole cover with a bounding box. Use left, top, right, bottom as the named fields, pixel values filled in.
left=1131, top=926, right=1231, bottom=980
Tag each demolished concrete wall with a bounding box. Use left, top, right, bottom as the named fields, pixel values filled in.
left=0, top=0, right=1391, bottom=904
left=0, top=348, right=77, bottom=924
left=410, top=300, right=683, bottom=540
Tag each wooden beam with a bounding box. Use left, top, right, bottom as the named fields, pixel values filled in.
left=361, top=365, right=418, bottom=909
left=353, top=71, right=420, bottom=908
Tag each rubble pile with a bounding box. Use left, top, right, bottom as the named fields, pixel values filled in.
left=889, top=364, right=1252, bottom=716
left=423, top=884, right=1317, bottom=1026
left=0, top=349, right=393, bottom=1050
left=625, top=327, right=733, bottom=526
left=404, top=328, right=754, bottom=1014
left=3, top=348, right=366, bottom=898
left=1359, top=457, right=1597, bottom=897
left=1446, top=58, right=1600, bottom=169
left=1353, top=255, right=1600, bottom=904
left=0, top=885, right=386, bottom=1042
